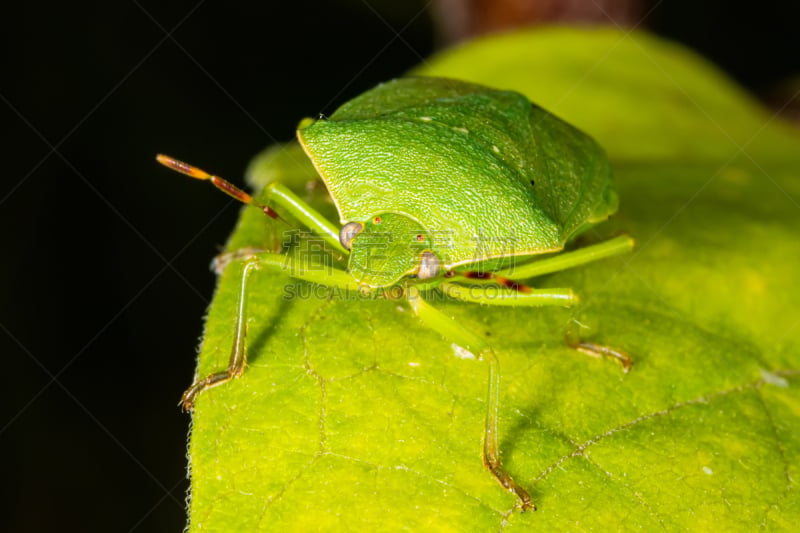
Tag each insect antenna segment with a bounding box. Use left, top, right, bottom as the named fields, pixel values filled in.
left=156, top=154, right=282, bottom=220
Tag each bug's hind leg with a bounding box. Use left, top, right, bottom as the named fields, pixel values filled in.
left=565, top=321, right=632, bottom=372
left=493, top=235, right=634, bottom=280
left=568, top=340, right=632, bottom=372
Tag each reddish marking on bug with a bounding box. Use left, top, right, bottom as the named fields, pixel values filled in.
left=462, top=271, right=531, bottom=292
left=373, top=216, right=382, bottom=225
left=496, top=276, right=531, bottom=293
left=261, top=206, right=280, bottom=219
left=464, top=271, right=492, bottom=280
left=415, top=234, right=425, bottom=242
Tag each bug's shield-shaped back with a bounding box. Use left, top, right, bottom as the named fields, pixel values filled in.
left=298, top=77, right=618, bottom=268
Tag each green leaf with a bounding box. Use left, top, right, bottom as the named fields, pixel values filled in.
left=187, top=28, right=800, bottom=530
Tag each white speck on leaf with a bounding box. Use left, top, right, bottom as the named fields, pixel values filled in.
left=451, top=343, right=476, bottom=360
left=760, top=369, right=789, bottom=388
left=703, top=466, right=713, bottom=475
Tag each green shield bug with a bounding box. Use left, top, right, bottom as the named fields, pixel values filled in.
left=157, top=76, right=634, bottom=511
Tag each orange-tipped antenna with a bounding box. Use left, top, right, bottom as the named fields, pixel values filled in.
left=156, top=154, right=280, bottom=219
left=156, top=154, right=212, bottom=180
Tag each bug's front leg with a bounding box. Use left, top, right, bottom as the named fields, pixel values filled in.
left=480, top=346, right=534, bottom=510
left=182, top=253, right=361, bottom=411
left=211, top=246, right=268, bottom=275
left=181, top=258, right=258, bottom=411
left=405, top=287, right=535, bottom=511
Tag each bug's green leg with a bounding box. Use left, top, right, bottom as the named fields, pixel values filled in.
left=210, top=183, right=345, bottom=276
left=451, top=236, right=632, bottom=294
left=156, top=154, right=347, bottom=255
left=211, top=246, right=268, bottom=275
left=181, top=258, right=257, bottom=411
left=263, top=182, right=346, bottom=255
left=182, top=253, right=361, bottom=411
left=491, top=235, right=634, bottom=372
left=565, top=327, right=632, bottom=373
left=156, top=156, right=356, bottom=407
left=440, top=281, right=630, bottom=371
left=440, top=282, right=578, bottom=307
left=493, top=235, right=634, bottom=280
left=406, top=286, right=535, bottom=512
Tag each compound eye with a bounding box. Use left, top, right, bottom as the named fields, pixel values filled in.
left=339, top=221, right=364, bottom=251
left=418, top=251, right=440, bottom=280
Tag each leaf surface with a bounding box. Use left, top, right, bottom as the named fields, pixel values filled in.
left=187, top=28, right=800, bottom=531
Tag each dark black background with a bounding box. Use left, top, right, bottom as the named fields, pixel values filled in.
left=2, top=1, right=797, bottom=531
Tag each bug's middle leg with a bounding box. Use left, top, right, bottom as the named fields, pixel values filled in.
left=405, top=286, right=535, bottom=511
left=442, top=281, right=632, bottom=372
left=443, top=236, right=634, bottom=373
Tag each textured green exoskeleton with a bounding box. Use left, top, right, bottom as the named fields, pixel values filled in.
left=299, top=78, right=619, bottom=287
left=157, top=77, right=634, bottom=512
